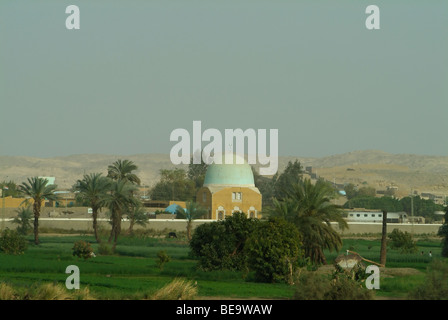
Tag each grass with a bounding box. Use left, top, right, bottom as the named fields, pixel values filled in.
left=379, top=274, right=426, bottom=298
left=0, top=234, right=295, bottom=299
left=150, top=278, right=198, bottom=300
left=0, top=233, right=445, bottom=299
left=321, top=237, right=446, bottom=299
left=324, top=238, right=442, bottom=269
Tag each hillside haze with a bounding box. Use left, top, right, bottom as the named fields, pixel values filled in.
left=1, top=150, right=448, bottom=197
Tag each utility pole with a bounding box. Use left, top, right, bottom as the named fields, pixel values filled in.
left=1, top=187, right=5, bottom=231
left=1, top=177, right=8, bottom=231
left=380, top=210, right=388, bottom=267
left=411, top=189, right=414, bottom=235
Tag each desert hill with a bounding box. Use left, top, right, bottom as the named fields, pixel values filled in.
left=1, top=150, right=447, bottom=198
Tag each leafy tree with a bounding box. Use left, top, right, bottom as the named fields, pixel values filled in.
left=344, top=196, right=402, bottom=212
left=344, top=183, right=358, bottom=200
left=74, top=173, right=112, bottom=243
left=344, top=184, right=376, bottom=200
left=357, top=186, right=376, bottom=198
left=250, top=160, right=303, bottom=208
left=0, top=181, right=20, bottom=198
left=190, top=222, right=228, bottom=270
left=18, top=177, right=59, bottom=245
left=271, top=178, right=347, bottom=265
left=273, top=160, right=303, bottom=200
left=150, top=169, right=195, bottom=201
left=189, top=212, right=258, bottom=271
left=252, top=166, right=276, bottom=208
left=12, top=206, right=33, bottom=235
left=176, top=201, right=208, bottom=241
left=0, top=229, right=27, bottom=255
left=388, top=228, right=418, bottom=254
left=400, top=196, right=445, bottom=223
left=187, top=152, right=209, bottom=193
left=245, top=217, right=303, bottom=283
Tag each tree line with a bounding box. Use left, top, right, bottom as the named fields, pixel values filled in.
left=3, top=158, right=214, bottom=249
left=4, top=160, right=144, bottom=248
left=344, top=193, right=445, bottom=222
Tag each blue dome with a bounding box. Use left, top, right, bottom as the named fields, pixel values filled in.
left=203, top=161, right=255, bottom=187
left=165, top=204, right=185, bottom=214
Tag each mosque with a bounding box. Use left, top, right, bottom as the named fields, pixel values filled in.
left=196, top=156, right=262, bottom=220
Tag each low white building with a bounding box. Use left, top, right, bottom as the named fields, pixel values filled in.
left=345, top=210, right=408, bottom=223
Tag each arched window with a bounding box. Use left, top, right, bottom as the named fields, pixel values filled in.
left=247, top=206, right=257, bottom=218
left=216, top=206, right=225, bottom=220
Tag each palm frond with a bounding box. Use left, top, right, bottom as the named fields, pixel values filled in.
left=107, top=159, right=141, bottom=185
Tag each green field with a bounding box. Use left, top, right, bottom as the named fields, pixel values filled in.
left=325, top=238, right=441, bottom=298
left=0, top=233, right=444, bottom=299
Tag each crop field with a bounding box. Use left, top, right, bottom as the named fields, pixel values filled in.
left=0, top=233, right=445, bottom=300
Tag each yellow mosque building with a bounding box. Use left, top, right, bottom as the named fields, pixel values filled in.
left=196, top=157, right=262, bottom=220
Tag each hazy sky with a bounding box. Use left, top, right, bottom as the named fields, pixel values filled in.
left=1, top=0, right=447, bottom=158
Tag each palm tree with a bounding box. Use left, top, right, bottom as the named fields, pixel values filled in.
left=176, top=201, right=208, bottom=241
left=74, top=173, right=112, bottom=243
left=18, top=177, right=59, bottom=245
left=107, top=159, right=141, bottom=234
left=12, top=206, right=33, bottom=235
left=103, top=180, right=139, bottom=249
left=271, top=178, right=347, bottom=265
left=126, top=204, right=149, bottom=235
left=107, top=159, right=141, bottom=185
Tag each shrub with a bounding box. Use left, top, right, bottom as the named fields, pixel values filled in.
left=72, top=240, right=93, bottom=260
left=190, top=212, right=258, bottom=271
left=325, top=274, right=375, bottom=300
left=151, top=278, right=197, bottom=300
left=32, top=283, right=71, bottom=300
left=0, top=229, right=27, bottom=255
left=293, top=270, right=330, bottom=300
left=326, top=264, right=375, bottom=300
left=0, top=282, right=95, bottom=300
left=245, top=217, right=303, bottom=283
left=294, top=266, right=375, bottom=300
left=157, top=250, right=171, bottom=270
left=388, top=228, right=418, bottom=254
left=0, top=283, right=17, bottom=300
